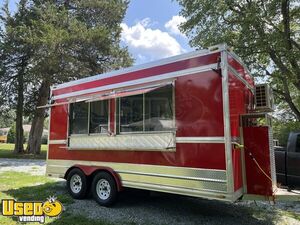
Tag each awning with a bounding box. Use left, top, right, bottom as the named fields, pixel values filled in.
left=37, top=81, right=173, bottom=108
left=86, top=82, right=173, bottom=103
left=36, top=97, right=90, bottom=109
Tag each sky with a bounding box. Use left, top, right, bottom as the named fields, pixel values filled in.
left=3, top=0, right=193, bottom=65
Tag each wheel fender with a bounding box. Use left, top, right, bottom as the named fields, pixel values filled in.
left=70, top=164, right=122, bottom=192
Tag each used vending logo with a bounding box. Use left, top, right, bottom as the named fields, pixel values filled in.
left=1, top=196, right=63, bottom=223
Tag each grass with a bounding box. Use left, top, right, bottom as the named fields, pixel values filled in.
left=0, top=143, right=47, bottom=159
left=0, top=171, right=109, bottom=225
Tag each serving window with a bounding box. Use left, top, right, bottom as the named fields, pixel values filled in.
left=69, top=101, right=89, bottom=135
left=68, top=82, right=176, bottom=151
left=90, top=100, right=109, bottom=134
left=119, top=84, right=175, bottom=133
left=69, top=100, right=109, bottom=135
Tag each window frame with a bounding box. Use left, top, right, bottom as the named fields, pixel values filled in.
left=67, top=83, right=176, bottom=140
left=68, top=100, right=110, bottom=137
left=89, top=100, right=110, bottom=136
left=118, top=83, right=176, bottom=135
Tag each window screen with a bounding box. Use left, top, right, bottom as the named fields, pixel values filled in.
left=90, top=100, right=109, bottom=134
left=69, top=102, right=89, bottom=134
left=145, top=85, right=173, bottom=131
left=120, top=95, right=143, bottom=132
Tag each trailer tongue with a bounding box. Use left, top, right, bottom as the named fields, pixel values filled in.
left=45, top=44, right=299, bottom=206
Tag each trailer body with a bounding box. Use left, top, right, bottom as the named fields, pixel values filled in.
left=46, top=44, right=278, bottom=202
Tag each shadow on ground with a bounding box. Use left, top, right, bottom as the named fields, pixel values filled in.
left=3, top=181, right=283, bottom=225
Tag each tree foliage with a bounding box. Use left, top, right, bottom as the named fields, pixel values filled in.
left=273, top=120, right=300, bottom=146
left=177, top=0, right=300, bottom=120
left=0, top=0, right=133, bottom=154
left=7, top=123, right=16, bottom=143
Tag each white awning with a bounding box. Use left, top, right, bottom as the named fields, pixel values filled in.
left=86, top=81, right=173, bottom=103
left=37, top=81, right=173, bottom=108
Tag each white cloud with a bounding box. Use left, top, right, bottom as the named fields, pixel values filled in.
left=121, top=18, right=184, bottom=63
left=165, top=15, right=187, bottom=37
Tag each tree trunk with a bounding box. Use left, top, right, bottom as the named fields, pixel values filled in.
left=14, top=71, right=24, bottom=154
left=26, top=80, right=50, bottom=154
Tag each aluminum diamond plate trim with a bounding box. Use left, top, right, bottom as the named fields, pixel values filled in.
left=268, top=128, right=277, bottom=189
left=69, top=133, right=176, bottom=151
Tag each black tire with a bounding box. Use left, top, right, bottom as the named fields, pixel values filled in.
left=66, top=168, right=88, bottom=199
left=91, top=171, right=118, bottom=207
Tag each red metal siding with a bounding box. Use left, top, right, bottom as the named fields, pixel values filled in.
left=228, top=55, right=254, bottom=88
left=228, top=70, right=254, bottom=191
left=52, top=53, right=220, bottom=96
left=48, top=143, right=226, bottom=169
left=243, top=127, right=273, bottom=196
left=175, top=71, right=224, bottom=137
left=49, top=105, right=68, bottom=140
left=48, top=53, right=226, bottom=170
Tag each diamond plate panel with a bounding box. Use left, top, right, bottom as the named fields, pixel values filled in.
left=69, top=133, right=176, bottom=151
left=268, top=128, right=277, bottom=188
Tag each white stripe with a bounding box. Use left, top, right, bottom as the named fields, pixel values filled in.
left=53, top=63, right=217, bottom=100
left=49, top=139, right=67, bottom=145
left=176, top=137, right=225, bottom=143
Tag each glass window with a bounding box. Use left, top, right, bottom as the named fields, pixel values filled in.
left=69, top=102, right=89, bottom=134
left=145, top=85, right=173, bottom=131
left=119, top=85, right=174, bottom=133
left=120, top=95, right=143, bottom=132
left=90, top=100, right=109, bottom=134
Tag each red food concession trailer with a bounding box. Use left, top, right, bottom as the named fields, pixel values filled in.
left=45, top=44, right=288, bottom=206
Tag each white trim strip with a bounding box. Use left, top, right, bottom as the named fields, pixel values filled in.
left=54, top=49, right=221, bottom=90
left=176, top=137, right=225, bottom=144
left=53, top=63, right=218, bottom=100
left=49, top=139, right=67, bottom=145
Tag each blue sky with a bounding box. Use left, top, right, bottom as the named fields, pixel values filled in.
left=2, top=0, right=193, bottom=65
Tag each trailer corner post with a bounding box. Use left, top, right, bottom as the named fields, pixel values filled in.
left=221, top=47, right=234, bottom=196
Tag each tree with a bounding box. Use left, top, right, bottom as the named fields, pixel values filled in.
left=177, top=0, right=300, bottom=120
left=0, top=0, right=34, bottom=153
left=23, top=0, right=133, bottom=154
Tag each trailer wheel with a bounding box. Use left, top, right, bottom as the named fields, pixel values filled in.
left=92, top=171, right=117, bottom=207
left=66, top=168, right=87, bottom=199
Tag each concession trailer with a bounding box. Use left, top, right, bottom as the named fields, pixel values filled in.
left=45, top=44, right=292, bottom=206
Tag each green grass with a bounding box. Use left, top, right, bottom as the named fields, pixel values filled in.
left=0, top=171, right=109, bottom=225
left=0, top=143, right=47, bottom=159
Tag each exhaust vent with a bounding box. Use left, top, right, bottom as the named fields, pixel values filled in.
left=255, top=84, right=274, bottom=112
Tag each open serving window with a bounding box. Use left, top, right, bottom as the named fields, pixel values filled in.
left=67, top=81, right=176, bottom=151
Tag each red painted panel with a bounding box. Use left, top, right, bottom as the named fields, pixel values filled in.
left=228, top=72, right=254, bottom=191
left=175, top=71, right=224, bottom=137
left=228, top=73, right=254, bottom=138
left=227, top=55, right=254, bottom=88
left=48, top=143, right=226, bottom=170
left=109, top=99, right=115, bottom=133
left=50, top=105, right=68, bottom=140
left=232, top=148, right=243, bottom=191
left=243, top=127, right=273, bottom=196
left=53, top=53, right=220, bottom=96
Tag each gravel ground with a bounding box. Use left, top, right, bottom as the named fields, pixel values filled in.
left=0, top=158, right=299, bottom=225
left=0, top=158, right=45, bottom=175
